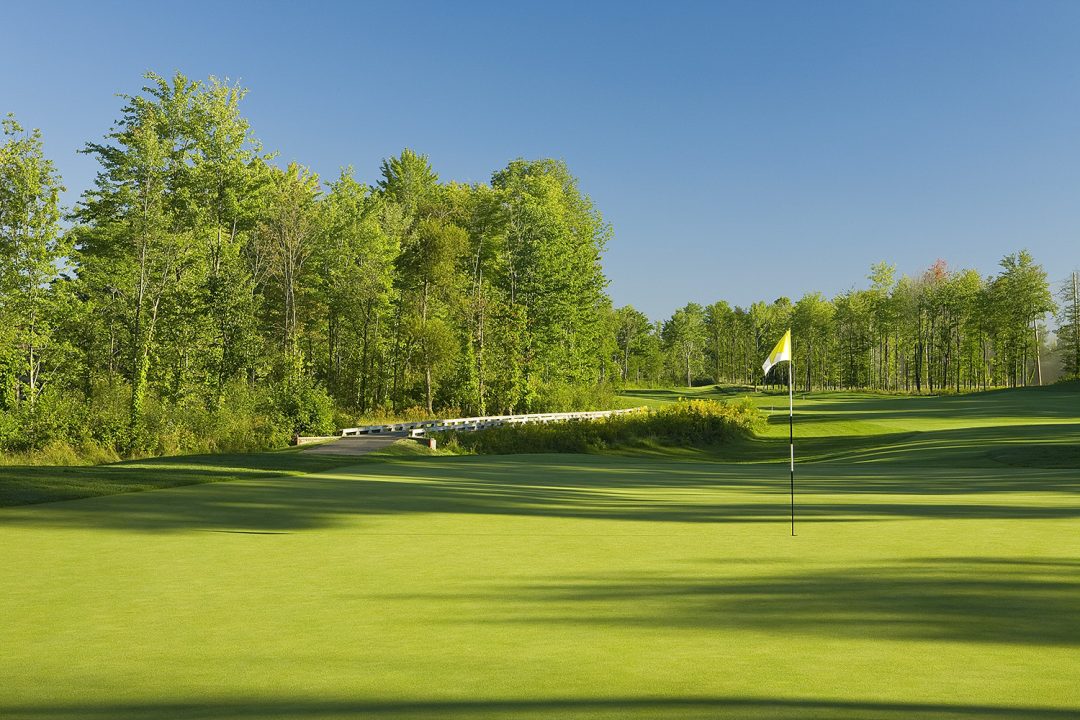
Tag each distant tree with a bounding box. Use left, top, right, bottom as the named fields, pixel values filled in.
left=378, top=149, right=442, bottom=411
left=867, top=262, right=896, bottom=390
left=314, top=170, right=399, bottom=409
left=662, top=303, right=706, bottom=387
left=614, top=305, right=652, bottom=382
left=252, top=162, right=321, bottom=360
left=402, top=216, right=468, bottom=413
left=792, top=292, right=833, bottom=391
left=994, top=250, right=1055, bottom=386
left=946, top=268, right=983, bottom=392
left=378, top=148, right=439, bottom=220
left=1057, top=271, right=1080, bottom=380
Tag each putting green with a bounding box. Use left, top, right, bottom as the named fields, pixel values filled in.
left=1, top=387, right=1079, bottom=719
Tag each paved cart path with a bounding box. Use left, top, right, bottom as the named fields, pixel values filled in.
left=300, top=432, right=407, bottom=456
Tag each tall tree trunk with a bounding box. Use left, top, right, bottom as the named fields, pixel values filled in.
left=1033, top=318, right=1043, bottom=386
left=422, top=281, right=433, bottom=415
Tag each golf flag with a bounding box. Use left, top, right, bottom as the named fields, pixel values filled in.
left=762, top=329, right=791, bottom=377
left=761, top=329, right=796, bottom=536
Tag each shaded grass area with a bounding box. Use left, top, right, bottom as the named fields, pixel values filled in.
left=2, top=454, right=1077, bottom=533
left=2, top=452, right=1078, bottom=718
left=496, top=556, right=1080, bottom=646
left=2, top=696, right=1076, bottom=719
left=0, top=441, right=431, bottom=508
left=3, top=385, right=1080, bottom=718
left=3, top=383, right=1078, bottom=510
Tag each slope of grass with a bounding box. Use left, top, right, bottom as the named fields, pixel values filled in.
left=623, top=383, right=1080, bottom=466
left=0, top=441, right=433, bottom=508
left=1, top=385, right=1079, bottom=719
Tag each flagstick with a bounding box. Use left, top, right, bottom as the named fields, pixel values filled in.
left=789, top=358, right=795, bottom=536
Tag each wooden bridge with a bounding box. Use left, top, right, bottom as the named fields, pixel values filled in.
left=339, top=407, right=645, bottom=438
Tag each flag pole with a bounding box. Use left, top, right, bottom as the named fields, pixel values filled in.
left=762, top=329, right=795, bottom=536
left=789, top=354, right=795, bottom=536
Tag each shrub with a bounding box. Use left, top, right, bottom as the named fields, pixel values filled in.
left=0, top=379, right=301, bottom=463
left=270, top=375, right=336, bottom=437
left=442, top=399, right=762, bottom=455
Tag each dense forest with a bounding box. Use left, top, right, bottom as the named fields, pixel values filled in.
left=2, top=72, right=1077, bottom=459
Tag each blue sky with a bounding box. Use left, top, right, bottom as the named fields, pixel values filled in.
left=3, top=0, right=1079, bottom=319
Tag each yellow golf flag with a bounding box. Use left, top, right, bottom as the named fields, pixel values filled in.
left=761, top=329, right=791, bottom=376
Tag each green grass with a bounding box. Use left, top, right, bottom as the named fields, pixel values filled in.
left=1, top=385, right=1079, bottom=719
left=0, top=440, right=436, bottom=508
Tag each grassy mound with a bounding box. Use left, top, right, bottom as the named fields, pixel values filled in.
left=441, top=399, right=763, bottom=455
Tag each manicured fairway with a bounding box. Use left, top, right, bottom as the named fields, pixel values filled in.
left=2, top=387, right=1079, bottom=719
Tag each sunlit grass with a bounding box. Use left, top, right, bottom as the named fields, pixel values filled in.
left=1, top=384, right=1078, bottom=719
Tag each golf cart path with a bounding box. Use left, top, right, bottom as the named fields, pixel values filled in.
left=300, top=432, right=407, bottom=456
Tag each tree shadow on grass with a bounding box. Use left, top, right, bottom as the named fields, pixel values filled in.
left=1, top=454, right=1079, bottom=533
left=735, top=420, right=1080, bottom=468
left=465, top=557, right=1080, bottom=647
left=1, top=696, right=1075, bottom=719
left=800, top=385, right=1080, bottom=422
left=0, top=450, right=369, bottom=508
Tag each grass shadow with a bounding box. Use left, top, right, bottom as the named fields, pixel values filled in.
left=0, top=447, right=376, bottom=508
left=474, top=557, right=1080, bottom=647
left=2, top=454, right=1078, bottom=533
left=0, top=696, right=1075, bottom=719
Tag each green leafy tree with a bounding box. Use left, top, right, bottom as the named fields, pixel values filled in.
left=401, top=216, right=468, bottom=413
left=662, top=303, right=706, bottom=387
left=703, top=301, right=734, bottom=384
left=1057, top=271, right=1080, bottom=380
left=76, top=72, right=202, bottom=442
left=491, top=159, right=611, bottom=410
left=252, top=162, right=321, bottom=359
left=994, top=250, right=1055, bottom=386
left=378, top=149, right=441, bottom=410
left=792, top=292, right=834, bottom=391
left=614, top=305, right=652, bottom=383
left=315, top=170, right=399, bottom=409
left=0, top=116, right=68, bottom=411
left=184, top=78, right=266, bottom=401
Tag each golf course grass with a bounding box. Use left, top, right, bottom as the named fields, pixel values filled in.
left=1, top=385, right=1079, bottom=719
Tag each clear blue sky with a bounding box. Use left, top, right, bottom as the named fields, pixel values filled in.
left=3, top=0, right=1079, bottom=319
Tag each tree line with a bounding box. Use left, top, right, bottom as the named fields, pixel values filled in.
left=2, top=71, right=1077, bottom=458
left=1, top=72, right=612, bottom=455
left=619, top=258, right=1077, bottom=392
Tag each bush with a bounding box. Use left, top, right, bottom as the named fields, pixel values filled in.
left=0, top=378, right=304, bottom=463
left=442, top=399, right=762, bottom=455
left=270, top=375, right=336, bottom=437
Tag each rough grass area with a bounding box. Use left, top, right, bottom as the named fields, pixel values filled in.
left=1, top=384, right=1079, bottom=719
left=441, top=399, right=763, bottom=455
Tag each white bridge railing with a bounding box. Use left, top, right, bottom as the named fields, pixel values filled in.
left=339, top=407, right=646, bottom=438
